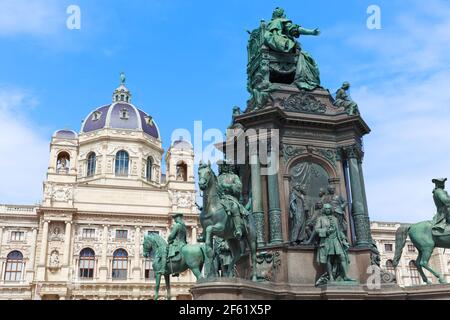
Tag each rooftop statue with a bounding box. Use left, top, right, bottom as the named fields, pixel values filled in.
left=393, top=178, right=450, bottom=284
left=197, top=161, right=258, bottom=281
left=334, top=82, right=360, bottom=116
left=143, top=213, right=207, bottom=300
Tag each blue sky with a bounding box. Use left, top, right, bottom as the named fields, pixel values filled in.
left=1, top=0, right=450, bottom=223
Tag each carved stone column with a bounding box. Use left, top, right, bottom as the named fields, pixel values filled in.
left=250, top=144, right=265, bottom=246
left=63, top=222, right=72, bottom=266
left=344, top=145, right=372, bottom=247
left=99, top=225, right=109, bottom=281
left=133, top=226, right=141, bottom=280
left=267, top=150, right=282, bottom=245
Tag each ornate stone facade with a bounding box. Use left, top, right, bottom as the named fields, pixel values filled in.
left=0, top=81, right=199, bottom=300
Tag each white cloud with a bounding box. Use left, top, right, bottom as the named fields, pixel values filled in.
left=347, top=0, right=450, bottom=222
left=0, top=0, right=63, bottom=36
left=0, top=87, right=48, bottom=205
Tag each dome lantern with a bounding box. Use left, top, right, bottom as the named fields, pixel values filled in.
left=112, top=72, right=132, bottom=103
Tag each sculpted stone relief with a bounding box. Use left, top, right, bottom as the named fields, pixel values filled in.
left=44, top=183, right=75, bottom=203
left=168, top=190, right=196, bottom=209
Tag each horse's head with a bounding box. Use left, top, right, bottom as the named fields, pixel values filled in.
left=143, top=232, right=167, bottom=259
left=198, top=161, right=214, bottom=191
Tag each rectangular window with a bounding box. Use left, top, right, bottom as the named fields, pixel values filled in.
left=4, top=261, right=22, bottom=282
left=116, top=230, right=128, bottom=240
left=147, top=230, right=159, bottom=236
left=407, top=244, right=416, bottom=252
left=112, top=259, right=128, bottom=279
left=10, top=231, right=24, bottom=242
left=82, top=228, right=95, bottom=239
left=384, top=243, right=393, bottom=252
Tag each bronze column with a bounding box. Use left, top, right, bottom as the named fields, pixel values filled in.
left=345, top=145, right=372, bottom=247
left=250, top=143, right=266, bottom=246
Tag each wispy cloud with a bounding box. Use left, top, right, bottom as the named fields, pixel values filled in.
left=0, top=86, right=48, bottom=205
left=0, top=0, right=64, bottom=36
left=347, top=0, right=450, bottom=222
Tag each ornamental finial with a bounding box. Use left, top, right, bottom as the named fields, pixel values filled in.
left=120, top=71, right=126, bottom=85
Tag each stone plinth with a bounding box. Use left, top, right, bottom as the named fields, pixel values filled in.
left=191, top=279, right=450, bottom=300
left=234, top=244, right=372, bottom=286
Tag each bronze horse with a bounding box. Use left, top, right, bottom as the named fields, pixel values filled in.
left=393, top=221, right=449, bottom=284
left=197, top=162, right=258, bottom=281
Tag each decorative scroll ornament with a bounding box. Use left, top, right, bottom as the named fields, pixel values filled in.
left=280, top=92, right=327, bottom=114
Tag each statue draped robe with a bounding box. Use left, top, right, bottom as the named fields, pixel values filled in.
left=263, top=17, right=321, bottom=91
left=289, top=190, right=308, bottom=243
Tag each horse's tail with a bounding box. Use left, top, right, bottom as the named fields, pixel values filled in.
left=393, top=225, right=410, bottom=268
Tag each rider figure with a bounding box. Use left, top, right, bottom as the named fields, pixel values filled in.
left=217, top=160, right=246, bottom=240
left=431, top=178, right=450, bottom=235
left=167, top=213, right=187, bottom=276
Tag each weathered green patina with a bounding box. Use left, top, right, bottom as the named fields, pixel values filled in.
left=197, top=162, right=258, bottom=281
left=334, top=82, right=359, bottom=116
left=314, top=204, right=354, bottom=285
left=289, top=183, right=308, bottom=244
left=246, top=7, right=322, bottom=111
left=393, top=178, right=450, bottom=284
left=212, top=236, right=233, bottom=277
left=143, top=215, right=206, bottom=300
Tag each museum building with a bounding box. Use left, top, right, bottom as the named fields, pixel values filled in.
left=0, top=80, right=200, bottom=300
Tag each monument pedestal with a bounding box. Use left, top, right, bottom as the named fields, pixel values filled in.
left=233, top=244, right=372, bottom=286
left=191, top=279, right=450, bottom=300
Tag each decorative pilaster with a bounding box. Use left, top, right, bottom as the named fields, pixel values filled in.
left=99, top=225, right=109, bottom=281
left=133, top=226, right=141, bottom=280
left=0, top=227, right=4, bottom=248
left=192, top=226, right=197, bottom=244
left=250, top=144, right=265, bottom=246
left=63, top=222, right=72, bottom=266
left=37, top=220, right=49, bottom=281
left=39, top=220, right=49, bottom=266
left=26, top=228, right=38, bottom=282
left=267, top=150, right=282, bottom=244
left=343, top=145, right=372, bottom=247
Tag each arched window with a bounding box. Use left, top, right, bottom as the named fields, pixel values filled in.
left=112, top=249, right=128, bottom=280
left=79, top=248, right=95, bottom=279
left=409, top=260, right=421, bottom=285
left=176, top=161, right=187, bottom=181
left=4, top=251, right=23, bottom=282
left=56, top=151, right=70, bottom=173
left=146, top=157, right=153, bottom=181
left=386, top=259, right=395, bottom=273
left=87, top=152, right=96, bottom=177
left=115, top=150, right=129, bottom=176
